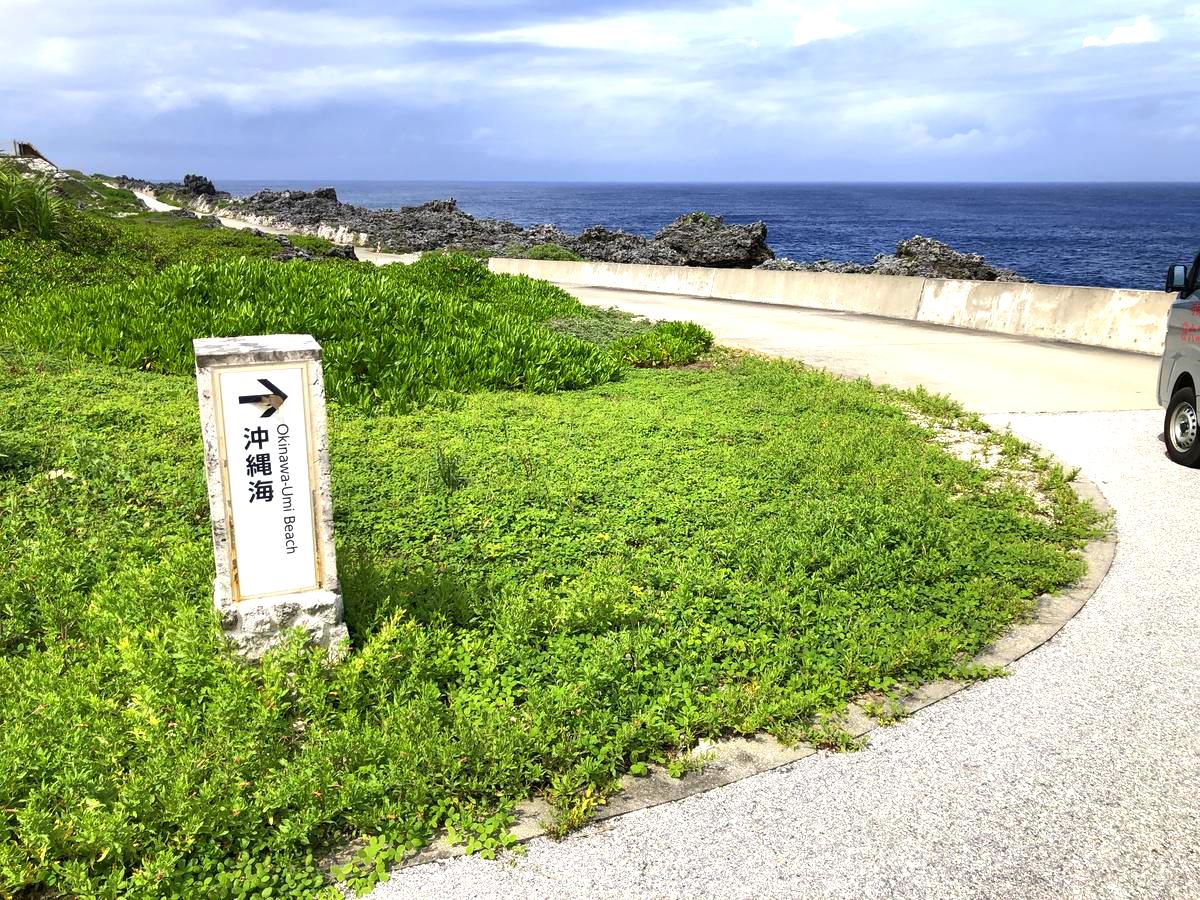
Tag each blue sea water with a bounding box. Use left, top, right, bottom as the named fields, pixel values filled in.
left=217, top=180, right=1200, bottom=290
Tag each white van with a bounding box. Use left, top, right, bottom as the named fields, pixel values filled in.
left=1160, top=258, right=1200, bottom=466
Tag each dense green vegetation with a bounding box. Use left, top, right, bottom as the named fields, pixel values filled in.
left=609, top=320, right=714, bottom=367
left=499, top=241, right=584, bottom=262
left=0, top=167, right=69, bottom=239
left=0, top=348, right=1101, bottom=897
left=0, top=252, right=717, bottom=410
left=57, top=170, right=147, bottom=216
left=0, top=172, right=1103, bottom=897
left=0, top=209, right=312, bottom=306
left=286, top=232, right=337, bottom=255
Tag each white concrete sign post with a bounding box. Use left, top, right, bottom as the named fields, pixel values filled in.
left=194, top=334, right=347, bottom=658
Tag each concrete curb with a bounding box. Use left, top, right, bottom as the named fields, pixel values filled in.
left=393, top=456, right=1117, bottom=872
left=487, top=257, right=1168, bottom=356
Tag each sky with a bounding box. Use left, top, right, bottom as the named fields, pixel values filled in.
left=3, top=0, right=1198, bottom=181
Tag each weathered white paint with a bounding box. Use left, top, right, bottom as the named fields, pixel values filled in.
left=194, top=334, right=346, bottom=659
left=215, top=365, right=319, bottom=599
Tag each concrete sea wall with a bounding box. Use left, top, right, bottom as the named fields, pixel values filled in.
left=488, top=258, right=1170, bottom=356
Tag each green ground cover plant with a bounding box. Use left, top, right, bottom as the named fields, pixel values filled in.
left=286, top=232, right=337, bottom=254
left=57, top=170, right=147, bottom=216
left=0, top=254, right=624, bottom=410
left=609, top=320, right=714, bottom=367
left=496, top=242, right=584, bottom=262
left=546, top=306, right=658, bottom=345
left=0, top=346, right=1101, bottom=897
left=0, top=210, right=309, bottom=306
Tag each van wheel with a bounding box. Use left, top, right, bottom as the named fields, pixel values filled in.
left=1166, top=386, right=1200, bottom=467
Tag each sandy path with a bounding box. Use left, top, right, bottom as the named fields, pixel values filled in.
left=130, top=189, right=419, bottom=265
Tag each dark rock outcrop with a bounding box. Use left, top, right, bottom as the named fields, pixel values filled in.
left=112, top=173, right=231, bottom=204
left=652, top=212, right=773, bottom=267
left=130, top=172, right=1025, bottom=278
left=182, top=174, right=218, bottom=197
left=213, top=189, right=774, bottom=267
left=162, top=207, right=221, bottom=228
left=758, top=235, right=1027, bottom=282
left=569, top=226, right=685, bottom=266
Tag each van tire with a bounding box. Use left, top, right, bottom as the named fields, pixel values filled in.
left=1165, top=386, right=1200, bottom=467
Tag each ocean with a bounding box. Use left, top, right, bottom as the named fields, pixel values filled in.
left=217, top=181, right=1200, bottom=290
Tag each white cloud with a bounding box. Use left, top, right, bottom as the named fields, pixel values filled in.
left=4, top=0, right=1199, bottom=180
left=33, top=37, right=79, bottom=74
left=793, top=8, right=859, bottom=45
left=473, top=1, right=879, bottom=55
left=1082, top=15, right=1161, bottom=48
left=212, top=11, right=417, bottom=48
left=471, top=15, right=686, bottom=53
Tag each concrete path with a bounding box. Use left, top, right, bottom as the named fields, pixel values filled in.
left=567, top=285, right=1160, bottom=415
left=372, top=289, right=1200, bottom=898
left=131, top=189, right=421, bottom=264
left=131, top=188, right=176, bottom=213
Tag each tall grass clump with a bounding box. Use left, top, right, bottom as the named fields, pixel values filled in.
left=0, top=167, right=69, bottom=240
left=0, top=253, right=623, bottom=410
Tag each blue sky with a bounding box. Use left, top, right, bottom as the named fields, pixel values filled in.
left=3, top=0, right=1197, bottom=181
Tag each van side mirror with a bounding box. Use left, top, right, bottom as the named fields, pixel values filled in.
left=1167, top=264, right=1190, bottom=293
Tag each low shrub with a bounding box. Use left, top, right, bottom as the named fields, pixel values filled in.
left=55, top=170, right=146, bottom=216
left=0, top=166, right=68, bottom=239
left=496, top=242, right=584, bottom=262
left=0, top=253, right=623, bottom=410
left=287, top=233, right=336, bottom=254
left=0, top=213, right=307, bottom=307
left=522, top=242, right=583, bottom=262
left=609, top=320, right=714, bottom=367
left=546, top=306, right=656, bottom=345
left=420, top=247, right=491, bottom=260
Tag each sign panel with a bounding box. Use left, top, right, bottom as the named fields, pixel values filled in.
left=216, top=364, right=319, bottom=600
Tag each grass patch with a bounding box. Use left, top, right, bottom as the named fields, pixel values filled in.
left=58, top=170, right=147, bottom=216
left=546, top=309, right=713, bottom=367
left=498, top=241, right=583, bottom=262
left=0, top=346, right=1102, bottom=897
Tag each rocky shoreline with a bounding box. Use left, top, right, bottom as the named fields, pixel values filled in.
left=111, top=174, right=1027, bottom=281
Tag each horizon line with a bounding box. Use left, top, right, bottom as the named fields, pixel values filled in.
left=193, top=177, right=1200, bottom=186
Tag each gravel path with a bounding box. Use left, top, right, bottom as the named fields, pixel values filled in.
left=372, top=409, right=1200, bottom=899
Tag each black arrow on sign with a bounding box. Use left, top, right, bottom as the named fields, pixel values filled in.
left=239, top=378, right=288, bottom=418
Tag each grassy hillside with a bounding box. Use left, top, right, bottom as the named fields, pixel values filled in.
left=0, top=171, right=1103, bottom=897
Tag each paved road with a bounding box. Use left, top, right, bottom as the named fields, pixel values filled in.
left=373, top=289, right=1200, bottom=899
left=567, top=285, right=1160, bottom=415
